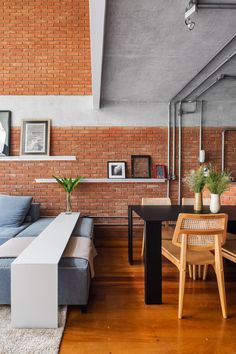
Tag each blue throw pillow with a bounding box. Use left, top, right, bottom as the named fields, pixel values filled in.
left=0, top=195, right=33, bottom=227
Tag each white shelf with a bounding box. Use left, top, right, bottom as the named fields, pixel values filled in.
left=35, top=178, right=167, bottom=183
left=0, top=156, right=76, bottom=161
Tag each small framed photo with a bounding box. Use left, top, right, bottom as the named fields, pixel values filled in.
left=107, top=161, right=126, bottom=179
left=0, top=111, right=11, bottom=156
left=20, top=119, right=51, bottom=155
left=155, top=165, right=167, bottom=179
left=131, top=155, right=151, bottom=178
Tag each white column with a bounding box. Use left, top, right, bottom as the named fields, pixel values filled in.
left=89, top=0, right=107, bottom=109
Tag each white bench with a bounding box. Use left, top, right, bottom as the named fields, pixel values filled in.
left=11, top=212, right=80, bottom=328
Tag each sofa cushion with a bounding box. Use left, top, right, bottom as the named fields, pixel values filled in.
left=24, top=203, right=40, bottom=223
left=0, top=195, right=32, bottom=228
left=0, top=223, right=31, bottom=239
left=72, top=217, right=94, bottom=239
left=17, top=216, right=94, bottom=239
left=16, top=217, right=54, bottom=237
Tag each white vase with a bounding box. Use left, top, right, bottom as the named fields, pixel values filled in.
left=210, top=194, right=220, bottom=213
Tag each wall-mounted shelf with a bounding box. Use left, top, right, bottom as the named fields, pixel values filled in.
left=0, top=156, right=76, bottom=161
left=35, top=178, right=167, bottom=183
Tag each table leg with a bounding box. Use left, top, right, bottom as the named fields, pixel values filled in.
left=144, top=220, right=162, bottom=304
left=128, top=206, right=133, bottom=265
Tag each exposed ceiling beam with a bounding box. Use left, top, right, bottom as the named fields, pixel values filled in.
left=89, top=0, right=107, bottom=110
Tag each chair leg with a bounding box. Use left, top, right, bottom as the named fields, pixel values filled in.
left=203, top=264, right=208, bottom=280
left=193, top=264, right=196, bottom=280
left=178, top=235, right=187, bottom=319
left=215, top=237, right=227, bottom=319
left=188, top=264, right=192, bottom=278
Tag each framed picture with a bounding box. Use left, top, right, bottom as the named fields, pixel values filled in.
left=20, top=119, right=51, bottom=155
left=0, top=111, right=11, bottom=157
left=155, top=165, right=167, bottom=179
left=131, top=155, right=151, bottom=178
left=107, top=161, right=126, bottom=179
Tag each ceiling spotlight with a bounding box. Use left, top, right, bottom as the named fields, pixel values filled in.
left=185, top=17, right=195, bottom=30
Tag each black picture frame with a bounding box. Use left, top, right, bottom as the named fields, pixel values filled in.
left=131, top=155, right=151, bottom=178
left=0, top=111, right=11, bottom=157
left=20, top=119, right=51, bottom=155
left=107, top=161, right=126, bottom=179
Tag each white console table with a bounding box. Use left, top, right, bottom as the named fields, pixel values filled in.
left=11, top=212, right=80, bottom=328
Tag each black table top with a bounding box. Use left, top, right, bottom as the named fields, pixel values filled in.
left=130, top=205, right=236, bottom=221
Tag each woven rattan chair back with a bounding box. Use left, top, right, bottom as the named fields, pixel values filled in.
left=172, top=213, right=228, bottom=251
left=142, top=198, right=171, bottom=206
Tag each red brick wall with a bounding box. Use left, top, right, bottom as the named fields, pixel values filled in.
left=1, top=0, right=91, bottom=95
left=1, top=126, right=236, bottom=222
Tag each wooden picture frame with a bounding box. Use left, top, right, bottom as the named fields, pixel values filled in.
left=155, top=164, right=167, bottom=179
left=107, top=161, right=126, bottom=179
left=0, top=111, right=11, bottom=157
left=131, top=155, right=151, bottom=178
left=20, top=119, right=51, bottom=155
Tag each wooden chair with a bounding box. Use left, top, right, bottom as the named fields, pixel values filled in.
left=162, top=213, right=228, bottom=319
left=141, top=198, right=172, bottom=257
left=182, top=197, right=210, bottom=279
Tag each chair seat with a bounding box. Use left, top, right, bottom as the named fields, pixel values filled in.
left=162, top=240, right=215, bottom=267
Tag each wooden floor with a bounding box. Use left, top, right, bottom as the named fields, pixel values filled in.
left=60, top=226, right=236, bottom=354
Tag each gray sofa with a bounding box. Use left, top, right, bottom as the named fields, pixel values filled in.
left=0, top=197, right=94, bottom=311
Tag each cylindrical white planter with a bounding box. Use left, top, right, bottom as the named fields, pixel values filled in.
left=210, top=193, right=220, bottom=214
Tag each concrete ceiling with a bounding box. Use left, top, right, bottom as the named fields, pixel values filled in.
left=101, top=0, right=236, bottom=103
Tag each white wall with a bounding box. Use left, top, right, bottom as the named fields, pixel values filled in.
left=0, top=95, right=235, bottom=127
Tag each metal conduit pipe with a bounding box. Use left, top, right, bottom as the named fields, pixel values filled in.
left=167, top=102, right=171, bottom=198
left=177, top=72, right=236, bottom=203
left=199, top=101, right=203, bottom=154
left=198, top=3, right=236, bottom=9
left=169, top=37, right=236, bottom=202
left=190, top=74, right=224, bottom=100
left=178, top=102, right=183, bottom=205
left=170, top=34, right=236, bottom=102
left=184, top=52, right=236, bottom=99
left=176, top=71, right=236, bottom=204
left=223, top=74, right=236, bottom=80
left=222, top=128, right=236, bottom=171
left=169, top=35, right=236, bottom=179
left=178, top=100, right=198, bottom=205
left=172, top=103, right=176, bottom=180
left=170, top=53, right=236, bottom=181
left=190, top=74, right=236, bottom=100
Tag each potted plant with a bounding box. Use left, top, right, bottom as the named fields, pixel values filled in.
left=205, top=167, right=231, bottom=213
left=53, top=176, right=82, bottom=213
left=186, top=166, right=206, bottom=211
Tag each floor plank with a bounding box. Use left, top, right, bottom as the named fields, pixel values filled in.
left=60, top=226, right=236, bottom=354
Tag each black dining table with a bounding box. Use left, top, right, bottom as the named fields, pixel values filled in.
left=128, top=205, right=236, bottom=305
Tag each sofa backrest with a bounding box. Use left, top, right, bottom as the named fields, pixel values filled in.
left=24, top=203, right=40, bottom=223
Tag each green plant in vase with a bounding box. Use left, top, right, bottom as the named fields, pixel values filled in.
left=186, top=166, right=206, bottom=211
left=205, top=166, right=231, bottom=213
left=53, top=176, right=82, bottom=213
